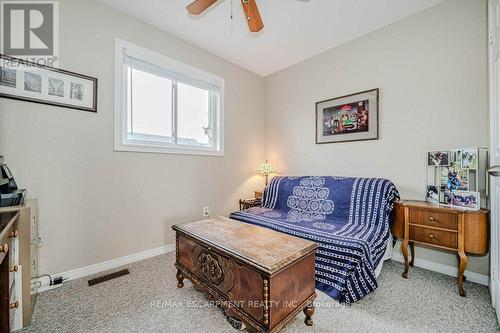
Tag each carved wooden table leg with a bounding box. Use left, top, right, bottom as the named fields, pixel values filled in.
left=409, top=242, right=415, bottom=267
left=457, top=212, right=467, bottom=297
left=226, top=314, right=243, bottom=330
left=401, top=240, right=409, bottom=279
left=303, top=304, right=315, bottom=326
left=401, top=207, right=410, bottom=279
left=456, top=254, right=467, bottom=281
left=176, top=269, right=184, bottom=288
left=458, top=249, right=468, bottom=297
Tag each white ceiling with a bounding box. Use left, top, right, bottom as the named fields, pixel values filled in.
left=97, top=0, right=445, bottom=77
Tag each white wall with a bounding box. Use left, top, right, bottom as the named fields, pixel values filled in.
left=264, top=0, right=489, bottom=274
left=0, top=0, right=265, bottom=274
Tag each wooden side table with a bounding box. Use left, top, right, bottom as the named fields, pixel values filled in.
left=393, top=200, right=489, bottom=297
left=239, top=192, right=263, bottom=210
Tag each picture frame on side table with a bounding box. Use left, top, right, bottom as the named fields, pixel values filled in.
left=451, top=190, right=480, bottom=210
left=316, top=89, right=379, bottom=144
left=426, top=147, right=488, bottom=209
left=428, top=151, right=450, bottom=166
left=0, top=54, right=97, bottom=113
left=459, top=149, right=478, bottom=169
left=439, top=185, right=453, bottom=204
left=426, top=185, right=439, bottom=204
left=441, top=163, right=469, bottom=191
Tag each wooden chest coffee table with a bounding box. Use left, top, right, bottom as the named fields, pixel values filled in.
left=173, top=217, right=318, bottom=332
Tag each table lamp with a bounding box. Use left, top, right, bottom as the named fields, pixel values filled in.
left=257, top=160, right=277, bottom=186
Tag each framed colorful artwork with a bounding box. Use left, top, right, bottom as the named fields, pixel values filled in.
left=315, top=88, right=379, bottom=144
left=0, top=54, right=97, bottom=112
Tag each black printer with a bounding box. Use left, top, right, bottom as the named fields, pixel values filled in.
left=0, top=156, right=26, bottom=207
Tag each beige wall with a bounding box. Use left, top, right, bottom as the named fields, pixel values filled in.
left=0, top=0, right=490, bottom=277
left=0, top=0, right=265, bottom=274
left=264, top=0, right=489, bottom=274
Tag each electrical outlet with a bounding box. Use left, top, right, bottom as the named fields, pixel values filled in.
left=203, top=206, right=210, bottom=217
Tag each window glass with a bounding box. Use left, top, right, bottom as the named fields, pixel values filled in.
left=177, top=82, right=210, bottom=147
left=128, top=67, right=172, bottom=141
left=116, top=39, right=224, bottom=156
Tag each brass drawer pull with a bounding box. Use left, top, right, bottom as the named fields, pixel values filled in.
left=428, top=234, right=435, bottom=239
left=9, top=301, right=18, bottom=309
left=9, top=265, right=18, bottom=272
left=0, top=244, right=8, bottom=253
left=428, top=216, right=436, bottom=222
left=9, top=230, right=18, bottom=238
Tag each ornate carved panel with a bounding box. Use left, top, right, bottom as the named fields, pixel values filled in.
left=197, top=251, right=225, bottom=285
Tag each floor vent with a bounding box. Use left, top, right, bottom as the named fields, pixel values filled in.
left=88, top=269, right=130, bottom=286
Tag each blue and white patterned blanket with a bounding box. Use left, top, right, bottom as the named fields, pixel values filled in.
left=230, top=176, right=399, bottom=303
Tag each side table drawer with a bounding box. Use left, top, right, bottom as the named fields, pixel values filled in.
left=410, top=225, right=458, bottom=249
left=409, top=209, right=458, bottom=230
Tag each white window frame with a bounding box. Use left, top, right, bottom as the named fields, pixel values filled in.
left=114, top=38, right=225, bottom=156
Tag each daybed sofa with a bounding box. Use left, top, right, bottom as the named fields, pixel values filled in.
left=230, top=176, right=399, bottom=303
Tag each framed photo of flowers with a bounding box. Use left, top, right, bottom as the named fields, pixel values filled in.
left=0, top=54, right=97, bottom=113
left=316, top=88, right=379, bottom=144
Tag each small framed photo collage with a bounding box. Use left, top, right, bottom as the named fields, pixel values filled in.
left=426, top=149, right=481, bottom=210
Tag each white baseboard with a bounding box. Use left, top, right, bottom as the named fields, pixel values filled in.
left=38, top=244, right=175, bottom=293
left=391, top=252, right=489, bottom=286
left=37, top=243, right=488, bottom=292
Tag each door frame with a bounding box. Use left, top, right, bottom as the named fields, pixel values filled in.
left=489, top=0, right=500, bottom=320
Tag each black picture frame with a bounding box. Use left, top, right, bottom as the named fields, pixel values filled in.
left=0, top=54, right=98, bottom=113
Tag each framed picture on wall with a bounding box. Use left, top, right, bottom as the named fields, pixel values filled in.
left=315, top=88, right=379, bottom=144
left=0, top=54, right=97, bottom=113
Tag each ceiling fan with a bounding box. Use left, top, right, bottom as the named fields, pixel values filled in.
left=187, top=0, right=264, bottom=32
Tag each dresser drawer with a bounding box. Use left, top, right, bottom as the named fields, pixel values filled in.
left=9, top=264, right=18, bottom=290
left=9, top=277, right=22, bottom=331
left=409, top=209, right=458, bottom=230
left=410, top=225, right=458, bottom=249
left=9, top=233, right=19, bottom=266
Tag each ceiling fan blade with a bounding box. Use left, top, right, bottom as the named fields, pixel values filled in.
left=241, top=0, right=264, bottom=32
left=187, top=0, right=218, bottom=15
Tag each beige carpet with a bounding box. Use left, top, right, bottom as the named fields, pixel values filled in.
left=23, top=252, right=499, bottom=333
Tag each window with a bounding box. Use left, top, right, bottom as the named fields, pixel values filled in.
left=115, top=39, right=224, bottom=156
